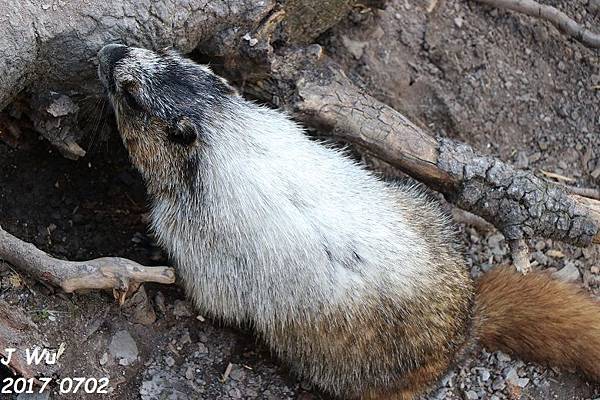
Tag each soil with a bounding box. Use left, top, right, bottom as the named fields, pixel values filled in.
left=1, top=0, right=600, bottom=399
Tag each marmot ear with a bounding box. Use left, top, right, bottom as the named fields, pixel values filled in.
left=168, top=116, right=199, bottom=145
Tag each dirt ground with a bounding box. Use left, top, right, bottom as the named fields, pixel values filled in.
left=1, top=0, right=600, bottom=399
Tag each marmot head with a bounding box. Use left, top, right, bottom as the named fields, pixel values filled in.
left=97, top=44, right=236, bottom=190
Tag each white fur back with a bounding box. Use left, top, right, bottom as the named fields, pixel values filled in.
left=149, top=100, right=437, bottom=333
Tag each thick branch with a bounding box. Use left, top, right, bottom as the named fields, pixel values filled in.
left=0, top=0, right=358, bottom=156
left=0, top=226, right=175, bottom=295
left=256, top=48, right=600, bottom=248
left=473, top=0, right=600, bottom=48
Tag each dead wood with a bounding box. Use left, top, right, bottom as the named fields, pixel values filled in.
left=473, top=0, right=600, bottom=48
left=0, top=226, right=175, bottom=302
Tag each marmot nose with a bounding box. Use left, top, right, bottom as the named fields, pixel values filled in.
left=98, top=44, right=129, bottom=69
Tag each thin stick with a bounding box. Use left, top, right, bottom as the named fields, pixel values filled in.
left=474, top=0, right=600, bottom=48
left=0, top=226, right=175, bottom=301
left=564, top=185, right=600, bottom=201
left=452, top=208, right=495, bottom=233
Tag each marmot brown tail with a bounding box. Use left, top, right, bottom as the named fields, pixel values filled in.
left=474, top=267, right=600, bottom=380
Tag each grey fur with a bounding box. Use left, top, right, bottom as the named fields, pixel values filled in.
left=98, top=45, right=473, bottom=399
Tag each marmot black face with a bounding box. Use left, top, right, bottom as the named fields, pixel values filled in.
left=99, top=45, right=600, bottom=400
left=98, top=44, right=234, bottom=150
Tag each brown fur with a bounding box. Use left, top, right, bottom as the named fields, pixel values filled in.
left=361, top=359, right=450, bottom=400
left=475, top=267, right=600, bottom=380
left=267, top=268, right=473, bottom=399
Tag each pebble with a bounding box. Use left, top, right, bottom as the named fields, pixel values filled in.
left=517, top=377, right=530, bottom=388
left=491, top=377, right=506, bottom=391
left=553, top=262, right=581, bottom=283
left=514, top=151, right=529, bottom=169
left=229, top=365, right=246, bottom=381
left=109, top=330, right=139, bottom=366
left=504, top=367, right=519, bottom=382
left=496, top=352, right=511, bottom=363
left=185, top=367, right=195, bottom=380
left=477, top=368, right=491, bottom=382
left=165, top=355, right=175, bottom=367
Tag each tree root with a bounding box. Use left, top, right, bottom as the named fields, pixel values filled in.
left=473, top=0, right=600, bottom=48
left=0, top=226, right=175, bottom=303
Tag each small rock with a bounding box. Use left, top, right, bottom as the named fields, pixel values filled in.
left=454, top=17, right=464, bottom=28
left=517, top=377, right=530, bottom=388
left=558, top=160, right=568, bottom=170
left=109, top=330, right=139, bottom=366
left=546, top=249, right=564, bottom=258
left=197, top=342, right=209, bottom=354
left=514, top=151, right=529, bottom=169
left=591, top=266, right=599, bottom=274
left=173, top=300, right=193, bottom=318
left=504, top=367, right=519, bottom=383
left=165, top=356, right=175, bottom=367
left=478, top=368, right=491, bottom=382
left=496, top=351, right=511, bottom=363
left=99, top=352, right=109, bottom=366
left=242, top=33, right=258, bottom=47
left=553, top=262, right=581, bottom=283
left=341, top=35, right=368, bottom=59
left=46, top=94, right=78, bottom=117
left=185, top=367, right=194, bottom=380
left=487, top=233, right=505, bottom=255
left=229, top=365, right=246, bottom=381
left=463, top=390, right=478, bottom=400
left=491, top=377, right=506, bottom=391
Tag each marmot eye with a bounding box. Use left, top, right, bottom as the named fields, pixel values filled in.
left=121, top=81, right=143, bottom=111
